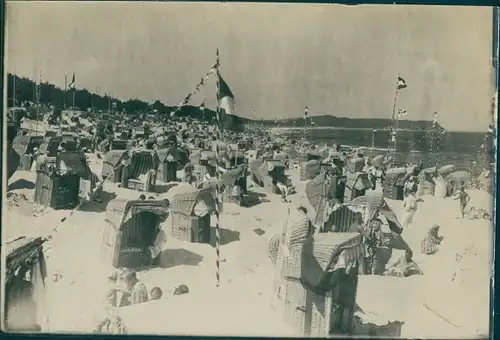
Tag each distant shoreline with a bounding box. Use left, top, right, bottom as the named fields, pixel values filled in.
left=270, top=126, right=418, bottom=132
left=267, top=126, right=480, bottom=134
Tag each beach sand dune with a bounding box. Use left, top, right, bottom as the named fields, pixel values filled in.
left=3, top=167, right=492, bottom=337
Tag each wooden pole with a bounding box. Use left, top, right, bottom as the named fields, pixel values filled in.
left=215, top=48, right=222, bottom=288
left=387, top=74, right=401, bottom=163
left=64, top=74, right=67, bottom=109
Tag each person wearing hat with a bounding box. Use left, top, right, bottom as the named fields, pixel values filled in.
left=120, top=269, right=149, bottom=306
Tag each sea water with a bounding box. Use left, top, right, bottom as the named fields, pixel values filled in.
left=279, top=128, right=494, bottom=169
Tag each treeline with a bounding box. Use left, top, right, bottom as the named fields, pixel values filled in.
left=7, top=73, right=442, bottom=130
left=6, top=73, right=197, bottom=118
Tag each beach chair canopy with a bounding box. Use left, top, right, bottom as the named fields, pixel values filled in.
left=345, top=172, right=373, bottom=191
left=286, top=232, right=363, bottom=290
left=7, top=149, right=21, bottom=181
left=163, top=184, right=216, bottom=217
left=12, top=135, right=44, bottom=155
left=371, top=154, right=385, bottom=167
left=346, top=191, right=403, bottom=233
left=438, top=164, right=456, bottom=174
left=220, top=165, right=246, bottom=187
left=228, top=149, right=245, bottom=160
left=266, top=160, right=285, bottom=172
left=128, top=149, right=161, bottom=179
left=5, top=236, right=47, bottom=287
left=36, top=152, right=93, bottom=179
left=105, top=199, right=170, bottom=235
left=249, top=158, right=263, bottom=174
left=446, top=170, right=471, bottom=183
left=38, top=136, right=62, bottom=155
left=306, top=173, right=328, bottom=211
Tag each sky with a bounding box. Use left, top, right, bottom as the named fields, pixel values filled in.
left=5, top=2, right=495, bottom=132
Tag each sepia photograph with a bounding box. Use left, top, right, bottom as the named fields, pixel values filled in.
left=2, top=2, right=497, bottom=338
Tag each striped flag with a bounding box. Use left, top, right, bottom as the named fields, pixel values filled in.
left=219, top=74, right=235, bottom=116
left=68, top=72, right=76, bottom=90
left=396, top=76, right=407, bottom=90
left=397, top=108, right=407, bottom=118
left=218, top=74, right=242, bottom=131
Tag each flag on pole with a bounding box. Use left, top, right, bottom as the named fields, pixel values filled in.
left=199, top=101, right=205, bottom=111
left=68, top=72, right=76, bottom=90
left=397, top=108, right=407, bottom=118
left=396, top=76, right=407, bottom=90
left=487, top=124, right=494, bottom=134
left=219, top=74, right=235, bottom=116
left=218, top=74, right=242, bottom=131
left=433, top=112, right=439, bottom=124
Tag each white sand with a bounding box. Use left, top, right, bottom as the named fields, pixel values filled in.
left=3, top=164, right=492, bottom=337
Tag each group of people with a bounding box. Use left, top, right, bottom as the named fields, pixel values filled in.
left=94, top=269, right=163, bottom=334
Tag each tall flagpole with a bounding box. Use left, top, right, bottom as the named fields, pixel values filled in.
left=64, top=74, right=67, bottom=109
left=388, top=74, right=406, bottom=166
left=388, top=75, right=400, bottom=159
left=215, top=48, right=221, bottom=288
left=13, top=71, right=16, bottom=107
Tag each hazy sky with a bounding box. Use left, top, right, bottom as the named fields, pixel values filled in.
left=6, top=2, right=495, bottom=131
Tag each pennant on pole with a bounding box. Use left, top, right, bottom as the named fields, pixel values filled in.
left=433, top=112, right=439, bottom=124
left=396, top=76, right=407, bottom=90
left=397, top=108, right=407, bottom=118
left=68, top=72, right=76, bottom=90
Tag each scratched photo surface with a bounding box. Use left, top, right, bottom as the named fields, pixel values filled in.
left=2, top=2, right=496, bottom=338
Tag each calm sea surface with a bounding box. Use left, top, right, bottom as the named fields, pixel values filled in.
left=277, top=128, right=495, bottom=169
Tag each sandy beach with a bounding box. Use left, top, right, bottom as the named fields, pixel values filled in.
left=4, top=156, right=492, bottom=337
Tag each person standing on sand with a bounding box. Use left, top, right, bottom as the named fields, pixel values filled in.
left=402, top=189, right=417, bottom=229
left=120, top=270, right=149, bottom=306
left=458, top=182, right=470, bottom=218
left=105, top=270, right=122, bottom=308
left=364, top=218, right=383, bottom=275
left=183, top=159, right=194, bottom=184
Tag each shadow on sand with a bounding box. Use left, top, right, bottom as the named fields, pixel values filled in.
left=8, top=179, right=35, bottom=191
left=241, top=190, right=270, bottom=208
left=79, top=190, right=117, bottom=213
left=156, top=248, right=204, bottom=269
left=210, top=228, right=240, bottom=246
left=154, top=182, right=181, bottom=194
left=353, top=317, right=405, bottom=337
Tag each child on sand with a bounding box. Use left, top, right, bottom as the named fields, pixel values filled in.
left=458, top=182, right=470, bottom=219
left=402, top=189, right=417, bottom=229
left=421, top=225, right=443, bottom=255
left=94, top=309, right=127, bottom=334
